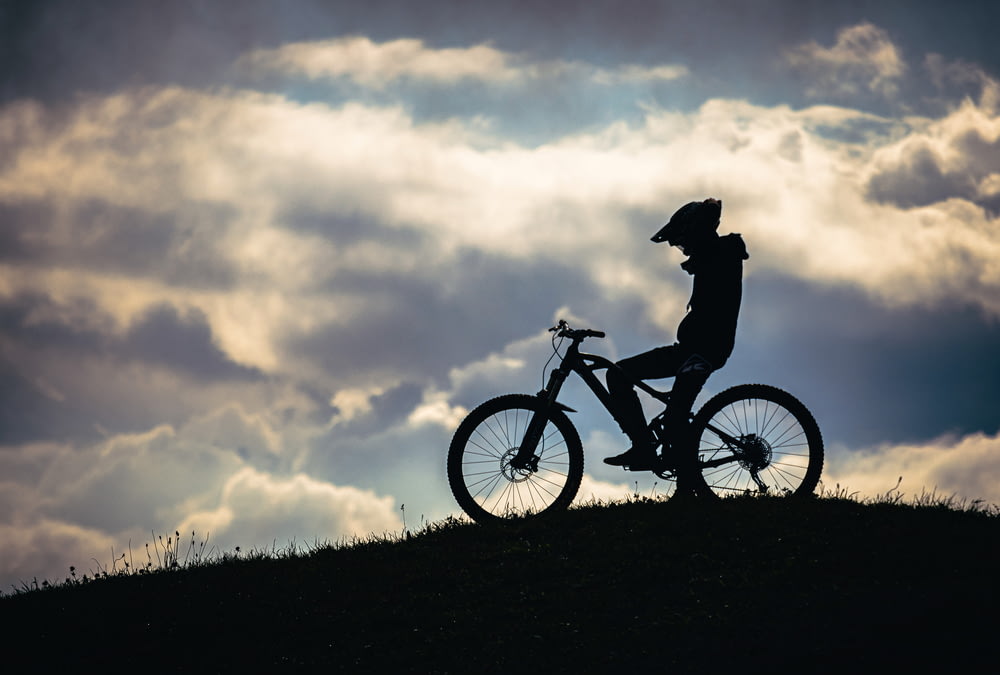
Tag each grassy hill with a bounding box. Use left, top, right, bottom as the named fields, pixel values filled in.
left=2, top=493, right=997, bottom=672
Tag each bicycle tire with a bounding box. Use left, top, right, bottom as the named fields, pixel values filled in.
left=447, top=394, right=584, bottom=523
left=687, top=384, right=823, bottom=498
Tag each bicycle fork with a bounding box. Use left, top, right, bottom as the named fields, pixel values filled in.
left=509, top=367, right=571, bottom=472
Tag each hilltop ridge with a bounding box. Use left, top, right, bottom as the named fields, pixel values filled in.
left=2, top=495, right=997, bottom=672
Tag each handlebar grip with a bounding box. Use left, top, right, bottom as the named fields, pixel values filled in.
left=552, top=322, right=605, bottom=339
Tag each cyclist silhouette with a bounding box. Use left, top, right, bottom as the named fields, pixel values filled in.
left=604, top=198, right=749, bottom=470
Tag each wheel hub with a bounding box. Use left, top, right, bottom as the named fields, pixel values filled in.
left=736, top=434, right=772, bottom=472
left=500, top=448, right=534, bottom=482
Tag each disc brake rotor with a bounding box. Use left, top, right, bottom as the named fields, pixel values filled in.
left=500, top=448, right=533, bottom=482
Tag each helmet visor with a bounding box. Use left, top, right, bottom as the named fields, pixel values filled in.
left=650, top=221, right=677, bottom=244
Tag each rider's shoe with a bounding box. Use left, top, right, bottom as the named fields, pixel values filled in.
left=603, top=444, right=658, bottom=470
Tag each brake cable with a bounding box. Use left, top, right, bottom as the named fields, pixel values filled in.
left=541, top=328, right=566, bottom=391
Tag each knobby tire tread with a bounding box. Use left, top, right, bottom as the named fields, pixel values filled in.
left=687, top=384, right=824, bottom=499
left=447, top=394, right=584, bottom=524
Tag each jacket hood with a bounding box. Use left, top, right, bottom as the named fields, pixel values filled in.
left=680, top=233, right=748, bottom=274
left=720, top=233, right=749, bottom=260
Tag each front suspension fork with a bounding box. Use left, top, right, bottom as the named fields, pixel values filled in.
left=509, top=369, right=567, bottom=471
left=509, top=414, right=545, bottom=472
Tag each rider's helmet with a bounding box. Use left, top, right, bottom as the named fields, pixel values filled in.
left=651, top=198, right=722, bottom=251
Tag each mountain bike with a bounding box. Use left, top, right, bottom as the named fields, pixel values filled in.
left=447, top=320, right=824, bottom=523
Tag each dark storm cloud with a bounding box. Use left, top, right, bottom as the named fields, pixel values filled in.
left=0, top=293, right=107, bottom=443
left=290, top=249, right=607, bottom=387
left=123, top=304, right=262, bottom=380
left=867, top=145, right=975, bottom=209
left=0, top=293, right=256, bottom=381
left=0, top=293, right=261, bottom=444
left=332, top=382, right=424, bottom=439
left=282, top=194, right=667, bottom=403
left=278, top=205, right=427, bottom=249
left=8, top=0, right=998, bottom=114
left=0, top=199, right=239, bottom=289
left=0, top=0, right=272, bottom=103
left=867, top=133, right=1000, bottom=216
left=808, top=116, right=902, bottom=146
left=0, top=292, right=111, bottom=355
left=0, top=359, right=93, bottom=445
left=722, top=275, right=1000, bottom=449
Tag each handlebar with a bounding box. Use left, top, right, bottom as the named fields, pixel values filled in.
left=549, top=319, right=605, bottom=340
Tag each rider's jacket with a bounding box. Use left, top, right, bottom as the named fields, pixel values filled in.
left=676, top=233, right=749, bottom=368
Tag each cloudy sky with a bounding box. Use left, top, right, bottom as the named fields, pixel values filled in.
left=2, top=0, right=999, bottom=589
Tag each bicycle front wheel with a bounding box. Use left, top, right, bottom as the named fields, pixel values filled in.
left=689, top=384, right=823, bottom=498
left=447, top=394, right=584, bottom=523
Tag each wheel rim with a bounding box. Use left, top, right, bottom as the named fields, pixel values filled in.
left=698, top=396, right=814, bottom=496
left=459, top=406, right=575, bottom=518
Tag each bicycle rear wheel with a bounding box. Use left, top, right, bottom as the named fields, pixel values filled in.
left=447, top=394, right=584, bottom=523
left=689, top=384, right=823, bottom=498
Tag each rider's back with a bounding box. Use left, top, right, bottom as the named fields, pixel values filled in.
left=676, top=233, right=749, bottom=367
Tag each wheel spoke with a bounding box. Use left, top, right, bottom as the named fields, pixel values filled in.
left=470, top=428, right=505, bottom=458
left=448, top=396, right=584, bottom=522
left=716, top=406, right=745, bottom=438
left=691, top=386, right=823, bottom=499
left=531, top=471, right=570, bottom=492
left=526, top=475, right=560, bottom=502
left=758, top=400, right=783, bottom=438
left=472, top=470, right=506, bottom=503
left=482, top=416, right=513, bottom=453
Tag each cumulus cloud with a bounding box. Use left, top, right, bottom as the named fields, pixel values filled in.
left=9, top=82, right=999, bottom=337
left=175, top=467, right=402, bottom=547
left=786, top=22, right=906, bottom=99
left=407, top=391, right=469, bottom=431
left=823, top=431, right=1000, bottom=505
left=866, top=81, right=1000, bottom=215
left=0, top=518, right=119, bottom=590
left=239, top=36, right=688, bottom=89
left=0, top=405, right=401, bottom=587
left=6, top=65, right=999, bottom=351
left=591, top=63, right=689, bottom=86
left=239, top=36, right=523, bottom=87
left=575, top=473, right=634, bottom=505
left=3, top=30, right=999, bottom=591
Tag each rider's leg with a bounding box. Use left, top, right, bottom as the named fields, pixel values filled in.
left=604, top=346, right=686, bottom=467
left=659, top=353, right=712, bottom=459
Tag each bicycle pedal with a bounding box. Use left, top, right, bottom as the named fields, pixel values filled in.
left=623, top=461, right=659, bottom=472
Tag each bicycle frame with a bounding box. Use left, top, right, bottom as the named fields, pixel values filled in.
left=510, top=329, right=751, bottom=476
left=449, top=321, right=824, bottom=517
left=510, top=332, right=670, bottom=470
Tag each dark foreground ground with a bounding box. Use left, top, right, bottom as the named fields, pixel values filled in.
left=2, top=495, right=997, bottom=672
